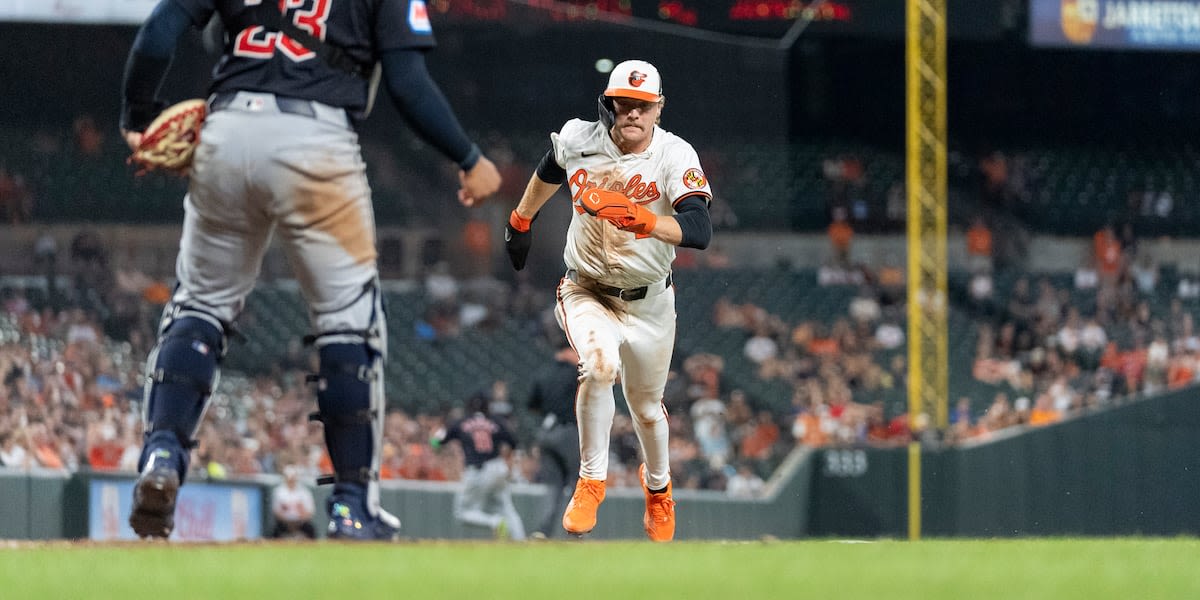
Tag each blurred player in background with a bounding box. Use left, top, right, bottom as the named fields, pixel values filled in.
left=119, top=0, right=501, bottom=540
left=437, top=394, right=526, bottom=540
left=527, top=339, right=581, bottom=539
left=504, top=59, right=713, bottom=541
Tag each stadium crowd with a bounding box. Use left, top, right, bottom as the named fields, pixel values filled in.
left=0, top=275, right=783, bottom=497
left=3, top=206, right=1199, bottom=499
left=4, top=130, right=1199, bottom=501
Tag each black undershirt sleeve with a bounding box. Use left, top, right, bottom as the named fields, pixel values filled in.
left=120, top=0, right=194, bottom=131
left=674, top=196, right=712, bottom=250
left=535, top=149, right=566, bottom=184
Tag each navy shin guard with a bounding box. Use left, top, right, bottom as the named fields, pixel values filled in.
left=139, top=315, right=223, bottom=480
left=314, top=343, right=376, bottom=496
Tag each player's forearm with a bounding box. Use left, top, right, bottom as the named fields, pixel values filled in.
left=121, top=1, right=193, bottom=131
left=514, top=175, right=561, bottom=220
left=647, top=217, right=684, bottom=245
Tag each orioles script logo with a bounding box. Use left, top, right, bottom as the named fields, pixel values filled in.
left=569, top=169, right=660, bottom=205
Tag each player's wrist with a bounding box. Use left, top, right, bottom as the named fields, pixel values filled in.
left=630, top=204, right=657, bottom=233
left=509, top=210, right=533, bottom=232
left=458, top=143, right=482, bottom=171
left=121, top=99, right=165, bottom=133
left=643, top=211, right=658, bottom=232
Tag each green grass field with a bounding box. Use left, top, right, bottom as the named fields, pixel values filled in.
left=3, top=538, right=1197, bottom=599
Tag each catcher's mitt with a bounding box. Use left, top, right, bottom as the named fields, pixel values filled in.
left=129, top=98, right=207, bottom=175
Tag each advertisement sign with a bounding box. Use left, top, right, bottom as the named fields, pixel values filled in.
left=89, top=478, right=263, bottom=541
left=1030, top=0, right=1200, bottom=50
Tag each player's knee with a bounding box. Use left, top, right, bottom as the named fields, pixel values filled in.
left=313, top=279, right=388, bottom=359
left=147, top=316, right=223, bottom=409
left=156, top=315, right=223, bottom=366
left=628, top=401, right=667, bottom=427
left=578, top=347, right=618, bottom=386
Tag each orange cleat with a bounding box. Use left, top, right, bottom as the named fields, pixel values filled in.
left=562, top=477, right=606, bottom=535
left=639, top=463, right=675, bottom=542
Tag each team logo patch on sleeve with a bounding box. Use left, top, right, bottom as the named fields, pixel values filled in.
left=409, top=0, right=432, bottom=33
left=682, top=168, right=707, bottom=190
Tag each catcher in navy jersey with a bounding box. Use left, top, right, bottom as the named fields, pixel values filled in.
left=119, top=0, right=501, bottom=540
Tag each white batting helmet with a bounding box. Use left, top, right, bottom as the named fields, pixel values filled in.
left=603, top=60, right=663, bottom=102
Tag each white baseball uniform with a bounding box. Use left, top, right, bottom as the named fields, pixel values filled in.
left=548, top=117, right=712, bottom=489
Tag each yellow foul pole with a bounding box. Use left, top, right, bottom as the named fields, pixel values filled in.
left=905, top=0, right=948, bottom=541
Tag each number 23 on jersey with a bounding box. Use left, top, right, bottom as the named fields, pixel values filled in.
left=233, top=0, right=331, bottom=62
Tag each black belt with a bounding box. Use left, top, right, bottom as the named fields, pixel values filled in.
left=566, top=269, right=671, bottom=301
left=209, top=92, right=322, bottom=120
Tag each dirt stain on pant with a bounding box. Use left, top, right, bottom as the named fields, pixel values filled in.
left=291, top=176, right=376, bottom=265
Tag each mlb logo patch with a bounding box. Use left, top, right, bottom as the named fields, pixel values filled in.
left=192, top=340, right=210, bottom=355
left=409, top=0, right=432, bottom=33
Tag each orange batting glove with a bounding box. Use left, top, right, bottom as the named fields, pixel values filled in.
left=580, top=189, right=657, bottom=236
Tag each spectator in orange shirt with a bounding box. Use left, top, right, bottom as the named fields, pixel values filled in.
left=1167, top=354, right=1196, bottom=390
left=28, top=422, right=65, bottom=470
left=828, top=208, right=854, bottom=267
left=1093, top=224, right=1123, bottom=280
left=1027, top=393, right=1061, bottom=426
left=398, top=442, right=448, bottom=481
left=807, top=323, right=840, bottom=357
left=966, top=216, right=993, bottom=274
left=792, top=401, right=830, bottom=448
left=379, top=441, right=404, bottom=480
left=142, top=280, right=172, bottom=306
left=740, top=410, right=780, bottom=460
left=87, top=418, right=125, bottom=471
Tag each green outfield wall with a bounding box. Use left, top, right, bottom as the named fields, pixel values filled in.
left=809, top=387, right=1200, bottom=537
left=3, top=388, right=1196, bottom=540
left=0, top=449, right=812, bottom=541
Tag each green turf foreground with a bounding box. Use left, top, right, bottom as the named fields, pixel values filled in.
left=2, top=538, right=1196, bottom=599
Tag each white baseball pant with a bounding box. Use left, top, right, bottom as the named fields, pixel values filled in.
left=554, top=274, right=675, bottom=491
left=454, top=457, right=526, bottom=540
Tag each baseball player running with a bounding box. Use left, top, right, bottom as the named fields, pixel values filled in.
left=504, top=59, right=713, bottom=542
left=119, top=0, right=501, bottom=540
left=437, top=394, right=526, bottom=541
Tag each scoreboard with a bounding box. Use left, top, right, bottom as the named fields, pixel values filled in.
left=429, top=0, right=1010, bottom=40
